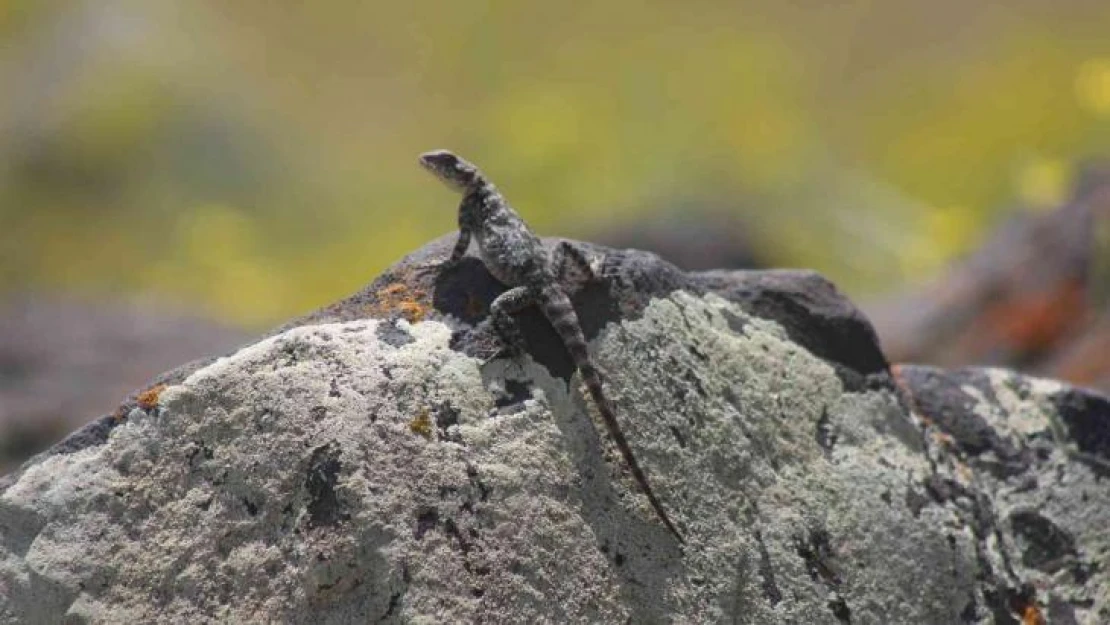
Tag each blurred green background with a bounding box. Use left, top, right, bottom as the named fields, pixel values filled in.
left=2, top=0, right=1110, bottom=328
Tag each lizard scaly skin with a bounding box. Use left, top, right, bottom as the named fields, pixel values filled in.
left=419, top=149, right=684, bottom=543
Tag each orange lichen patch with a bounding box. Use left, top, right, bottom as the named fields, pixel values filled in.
left=409, top=410, right=433, bottom=439
left=397, top=300, right=427, bottom=323
left=1021, top=604, right=1046, bottom=625
left=365, top=282, right=431, bottom=323
left=137, top=384, right=167, bottom=410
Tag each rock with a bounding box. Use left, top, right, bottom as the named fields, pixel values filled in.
left=893, top=365, right=1110, bottom=624
left=1, top=237, right=1106, bottom=623
left=0, top=294, right=249, bottom=473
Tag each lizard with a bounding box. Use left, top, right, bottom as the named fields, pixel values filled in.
left=418, top=149, right=684, bottom=544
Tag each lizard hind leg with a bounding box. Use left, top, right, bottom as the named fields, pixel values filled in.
left=486, top=286, right=538, bottom=361
left=552, top=241, right=595, bottom=289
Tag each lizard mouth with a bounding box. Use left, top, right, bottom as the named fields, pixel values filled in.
left=417, top=155, right=438, bottom=177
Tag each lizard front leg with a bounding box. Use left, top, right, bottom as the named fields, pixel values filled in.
left=446, top=228, right=472, bottom=265
left=487, top=286, right=538, bottom=360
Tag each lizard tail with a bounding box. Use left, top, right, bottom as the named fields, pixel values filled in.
left=540, top=286, right=685, bottom=544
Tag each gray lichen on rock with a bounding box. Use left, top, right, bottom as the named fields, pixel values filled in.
left=896, top=364, right=1109, bottom=624
left=1, top=237, right=1107, bottom=624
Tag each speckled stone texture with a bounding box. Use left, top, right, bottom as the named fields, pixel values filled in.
left=1, top=237, right=1106, bottom=624
left=894, top=365, right=1109, bottom=624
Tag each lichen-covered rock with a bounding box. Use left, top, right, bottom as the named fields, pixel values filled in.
left=894, top=365, right=1110, bottom=624
left=1, top=237, right=1106, bottom=623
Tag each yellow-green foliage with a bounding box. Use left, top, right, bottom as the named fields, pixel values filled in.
left=1, top=1, right=1108, bottom=326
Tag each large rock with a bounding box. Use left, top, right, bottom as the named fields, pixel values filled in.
left=1, top=237, right=1106, bottom=623
left=0, top=294, right=248, bottom=474
left=893, top=365, right=1109, bottom=624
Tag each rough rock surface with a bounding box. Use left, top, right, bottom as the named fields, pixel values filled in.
left=1, top=237, right=1107, bottom=624
left=894, top=365, right=1109, bottom=624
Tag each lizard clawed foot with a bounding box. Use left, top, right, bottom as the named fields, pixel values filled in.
left=469, top=319, right=525, bottom=364
left=479, top=346, right=516, bottom=366
left=485, top=334, right=526, bottom=364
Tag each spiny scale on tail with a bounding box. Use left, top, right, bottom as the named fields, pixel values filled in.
left=419, top=149, right=684, bottom=543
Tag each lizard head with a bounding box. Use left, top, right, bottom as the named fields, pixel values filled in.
left=419, top=150, right=482, bottom=193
